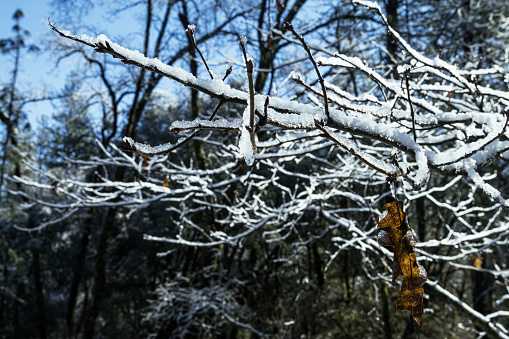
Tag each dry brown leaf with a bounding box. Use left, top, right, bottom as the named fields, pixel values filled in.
left=377, top=200, right=427, bottom=325
left=162, top=175, right=169, bottom=188
left=471, top=253, right=483, bottom=269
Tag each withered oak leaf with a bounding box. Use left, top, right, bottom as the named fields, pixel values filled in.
left=377, top=200, right=427, bottom=325
left=162, top=175, right=169, bottom=188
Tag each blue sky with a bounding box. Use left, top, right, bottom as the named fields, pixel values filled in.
left=0, top=0, right=321, bottom=130
left=1, top=1, right=56, bottom=128
left=0, top=0, right=142, bottom=129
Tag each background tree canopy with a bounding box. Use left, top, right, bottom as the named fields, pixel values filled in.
left=1, top=0, right=509, bottom=338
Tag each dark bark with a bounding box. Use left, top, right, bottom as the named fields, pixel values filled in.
left=472, top=253, right=493, bottom=336
left=179, top=0, right=207, bottom=171
left=385, top=0, right=399, bottom=75
left=83, top=208, right=116, bottom=338
left=0, top=24, right=22, bottom=201
left=461, top=0, right=473, bottom=62
left=312, top=242, right=324, bottom=287
left=79, top=2, right=164, bottom=335
left=0, top=242, right=8, bottom=330
left=32, top=250, right=47, bottom=339
left=416, top=196, right=425, bottom=241
left=401, top=314, right=418, bottom=338
left=380, top=283, right=392, bottom=339
left=14, top=284, right=19, bottom=339
left=66, top=223, right=91, bottom=338
left=254, top=0, right=307, bottom=93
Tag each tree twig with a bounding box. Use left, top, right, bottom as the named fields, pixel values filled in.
left=186, top=24, right=214, bottom=80
left=239, top=37, right=256, bottom=152
left=282, top=22, right=329, bottom=119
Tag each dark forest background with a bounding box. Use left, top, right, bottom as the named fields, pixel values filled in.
left=1, top=0, right=509, bottom=338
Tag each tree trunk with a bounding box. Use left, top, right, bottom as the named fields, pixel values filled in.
left=472, top=253, right=493, bottom=335
left=32, top=250, right=47, bottom=339
left=83, top=208, right=116, bottom=338
left=66, top=223, right=91, bottom=338
left=254, top=0, right=307, bottom=93
left=416, top=197, right=425, bottom=241
left=380, top=282, right=392, bottom=339
left=385, top=0, right=399, bottom=76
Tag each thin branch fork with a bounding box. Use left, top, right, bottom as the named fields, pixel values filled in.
left=47, top=24, right=406, bottom=150
left=402, top=67, right=417, bottom=142
left=186, top=24, right=214, bottom=80
left=316, top=120, right=398, bottom=176
left=354, top=1, right=481, bottom=95
left=315, top=120, right=421, bottom=190
left=292, top=74, right=374, bottom=115
left=124, top=100, right=226, bottom=157
left=434, top=110, right=509, bottom=167
left=282, top=22, right=330, bottom=119
left=48, top=22, right=247, bottom=106
left=239, top=36, right=257, bottom=153
left=49, top=21, right=509, bottom=203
